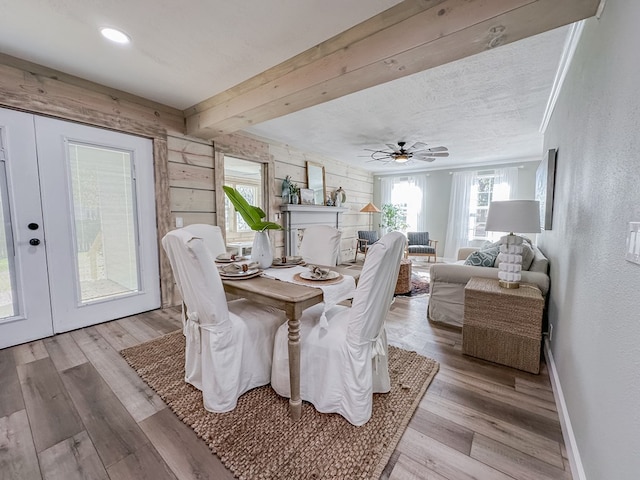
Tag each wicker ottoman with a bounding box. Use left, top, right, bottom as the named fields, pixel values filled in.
left=394, top=259, right=412, bottom=295
left=463, top=277, right=544, bottom=373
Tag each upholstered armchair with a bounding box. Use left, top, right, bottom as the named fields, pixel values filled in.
left=354, top=230, right=379, bottom=262
left=406, top=232, right=438, bottom=262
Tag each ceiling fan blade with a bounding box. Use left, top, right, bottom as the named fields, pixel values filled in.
left=408, top=141, right=428, bottom=151
left=386, top=143, right=401, bottom=152
left=428, top=152, right=449, bottom=157
left=427, top=146, right=448, bottom=153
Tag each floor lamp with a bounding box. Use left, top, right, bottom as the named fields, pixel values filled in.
left=360, top=202, right=381, bottom=230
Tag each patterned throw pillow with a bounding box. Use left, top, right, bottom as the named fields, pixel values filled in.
left=463, top=245, right=500, bottom=267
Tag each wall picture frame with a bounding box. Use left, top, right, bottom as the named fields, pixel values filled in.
left=300, top=188, right=315, bottom=205
left=535, top=148, right=557, bottom=230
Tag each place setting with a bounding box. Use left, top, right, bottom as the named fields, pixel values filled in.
left=293, top=264, right=344, bottom=285
left=270, top=255, right=305, bottom=268
left=216, top=255, right=262, bottom=280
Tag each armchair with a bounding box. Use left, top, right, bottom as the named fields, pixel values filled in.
left=354, top=230, right=379, bottom=262
left=406, top=231, right=438, bottom=262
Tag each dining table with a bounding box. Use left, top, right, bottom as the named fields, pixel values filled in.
left=220, top=263, right=361, bottom=421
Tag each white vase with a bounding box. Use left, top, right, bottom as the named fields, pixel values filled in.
left=251, top=230, right=273, bottom=269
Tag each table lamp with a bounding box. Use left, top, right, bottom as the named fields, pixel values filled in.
left=485, top=200, right=541, bottom=289
left=360, top=202, right=380, bottom=230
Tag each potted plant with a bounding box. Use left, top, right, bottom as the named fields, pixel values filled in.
left=223, top=186, right=282, bottom=268
left=380, top=203, right=409, bottom=233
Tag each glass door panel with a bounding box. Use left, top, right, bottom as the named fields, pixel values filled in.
left=68, top=143, right=140, bottom=304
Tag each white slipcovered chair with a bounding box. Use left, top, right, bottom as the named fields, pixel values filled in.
left=162, top=228, right=286, bottom=413
left=270, top=231, right=406, bottom=425
left=298, top=225, right=342, bottom=266
left=181, top=224, right=226, bottom=259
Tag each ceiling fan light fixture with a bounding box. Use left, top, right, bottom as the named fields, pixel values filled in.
left=100, top=27, right=131, bottom=45
left=394, top=154, right=410, bottom=163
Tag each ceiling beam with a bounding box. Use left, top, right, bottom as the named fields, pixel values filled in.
left=185, top=0, right=600, bottom=139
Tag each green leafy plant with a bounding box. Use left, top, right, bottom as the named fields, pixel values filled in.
left=380, top=203, right=409, bottom=232
left=223, top=186, right=282, bottom=232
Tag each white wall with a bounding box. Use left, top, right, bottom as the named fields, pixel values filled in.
left=540, top=1, right=640, bottom=478
left=373, top=161, right=538, bottom=257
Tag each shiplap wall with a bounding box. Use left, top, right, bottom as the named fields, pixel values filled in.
left=212, top=133, right=374, bottom=263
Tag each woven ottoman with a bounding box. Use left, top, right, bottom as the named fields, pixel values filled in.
left=394, top=259, right=412, bottom=295
left=463, top=277, right=544, bottom=373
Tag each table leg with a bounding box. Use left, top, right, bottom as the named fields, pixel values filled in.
left=287, top=315, right=302, bottom=421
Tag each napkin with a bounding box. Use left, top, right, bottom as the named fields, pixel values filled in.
left=276, top=255, right=303, bottom=264
left=216, top=252, right=245, bottom=262
left=307, top=264, right=331, bottom=279
left=219, top=262, right=260, bottom=274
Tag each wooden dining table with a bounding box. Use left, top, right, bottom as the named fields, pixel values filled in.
left=221, top=264, right=361, bottom=421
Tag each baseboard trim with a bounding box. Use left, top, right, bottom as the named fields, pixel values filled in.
left=543, top=338, right=587, bottom=480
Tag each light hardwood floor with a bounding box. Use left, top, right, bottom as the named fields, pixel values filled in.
left=0, top=265, right=571, bottom=480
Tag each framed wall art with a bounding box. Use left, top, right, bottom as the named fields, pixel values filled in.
left=535, top=148, right=557, bottom=230
left=300, top=188, right=315, bottom=205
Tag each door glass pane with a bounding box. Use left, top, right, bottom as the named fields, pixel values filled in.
left=68, top=143, right=139, bottom=304
left=0, top=156, right=18, bottom=318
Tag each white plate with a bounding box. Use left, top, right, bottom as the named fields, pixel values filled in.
left=219, top=268, right=260, bottom=277
left=299, top=270, right=340, bottom=281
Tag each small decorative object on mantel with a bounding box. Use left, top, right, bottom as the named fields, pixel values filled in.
left=281, top=175, right=292, bottom=204
left=334, top=187, right=346, bottom=207
left=326, top=195, right=335, bottom=206
left=289, top=183, right=300, bottom=205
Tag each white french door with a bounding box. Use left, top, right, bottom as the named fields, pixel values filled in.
left=0, top=108, right=160, bottom=348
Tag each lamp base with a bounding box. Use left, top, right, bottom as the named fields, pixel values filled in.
left=498, top=280, right=520, bottom=289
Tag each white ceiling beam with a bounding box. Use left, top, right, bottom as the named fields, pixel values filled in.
left=185, top=0, right=601, bottom=139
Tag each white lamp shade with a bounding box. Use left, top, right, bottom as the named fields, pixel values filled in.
left=485, top=200, right=541, bottom=234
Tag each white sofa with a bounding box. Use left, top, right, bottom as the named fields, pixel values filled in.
left=428, top=246, right=550, bottom=328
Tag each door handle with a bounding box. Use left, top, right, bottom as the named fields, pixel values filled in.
left=29, top=238, right=40, bottom=246
left=28, top=223, right=39, bottom=230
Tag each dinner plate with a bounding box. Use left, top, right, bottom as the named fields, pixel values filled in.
left=219, top=268, right=261, bottom=279
left=215, top=256, right=247, bottom=263
left=299, top=270, right=340, bottom=281
left=271, top=261, right=305, bottom=268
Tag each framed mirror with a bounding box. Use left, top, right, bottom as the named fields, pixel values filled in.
left=306, top=161, right=326, bottom=205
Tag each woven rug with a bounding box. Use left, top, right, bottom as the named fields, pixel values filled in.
left=121, top=330, right=439, bottom=480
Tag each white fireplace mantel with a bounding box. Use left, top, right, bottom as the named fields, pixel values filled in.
left=280, top=204, right=348, bottom=256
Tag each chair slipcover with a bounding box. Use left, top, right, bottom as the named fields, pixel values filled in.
left=271, top=231, right=406, bottom=426
left=162, top=229, right=286, bottom=413
left=182, top=224, right=227, bottom=259
left=299, top=225, right=342, bottom=266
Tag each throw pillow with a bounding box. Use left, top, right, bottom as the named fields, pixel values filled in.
left=464, top=245, right=500, bottom=267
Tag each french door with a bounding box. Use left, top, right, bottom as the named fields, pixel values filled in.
left=0, top=108, right=160, bottom=349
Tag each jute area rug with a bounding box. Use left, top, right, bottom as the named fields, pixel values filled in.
left=121, top=330, right=439, bottom=480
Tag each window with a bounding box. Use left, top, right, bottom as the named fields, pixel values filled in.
left=390, top=179, right=422, bottom=232
left=468, top=171, right=512, bottom=242
left=223, top=156, right=263, bottom=243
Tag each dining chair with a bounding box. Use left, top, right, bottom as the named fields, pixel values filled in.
left=354, top=230, right=379, bottom=262
left=182, top=223, right=227, bottom=259
left=298, top=225, right=342, bottom=266
left=270, top=231, right=406, bottom=426
left=162, top=228, right=286, bottom=413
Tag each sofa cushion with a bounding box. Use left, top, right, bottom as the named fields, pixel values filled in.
left=464, top=245, right=500, bottom=267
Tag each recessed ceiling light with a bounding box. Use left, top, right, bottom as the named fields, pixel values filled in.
left=100, top=27, right=130, bottom=44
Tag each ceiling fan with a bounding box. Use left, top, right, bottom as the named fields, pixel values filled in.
left=366, top=141, right=449, bottom=164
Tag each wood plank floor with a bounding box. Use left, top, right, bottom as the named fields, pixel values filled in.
left=0, top=264, right=571, bottom=480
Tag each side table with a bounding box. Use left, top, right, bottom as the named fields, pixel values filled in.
left=394, top=259, right=412, bottom=295
left=463, top=277, right=544, bottom=374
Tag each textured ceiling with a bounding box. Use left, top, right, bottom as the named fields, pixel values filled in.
left=0, top=1, right=569, bottom=173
